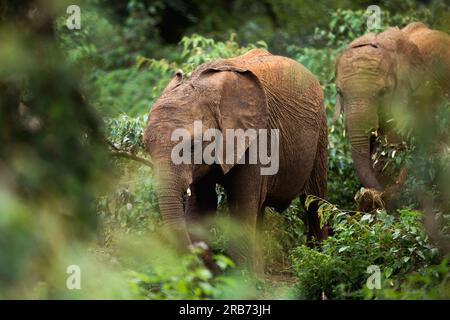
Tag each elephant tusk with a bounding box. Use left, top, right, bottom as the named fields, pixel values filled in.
left=186, top=187, right=191, bottom=197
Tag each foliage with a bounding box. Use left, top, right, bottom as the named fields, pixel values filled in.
left=56, top=1, right=168, bottom=70
left=179, top=33, right=267, bottom=72
left=263, top=202, right=307, bottom=273
left=126, top=246, right=237, bottom=299
left=97, top=166, right=160, bottom=240
left=371, top=258, right=450, bottom=299
left=0, top=0, right=113, bottom=298
left=312, top=8, right=434, bottom=50
left=88, top=64, right=172, bottom=117
left=291, top=197, right=444, bottom=299
left=105, top=114, right=146, bottom=152
left=396, top=101, right=450, bottom=210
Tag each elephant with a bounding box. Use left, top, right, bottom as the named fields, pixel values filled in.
left=143, top=49, right=328, bottom=271
left=334, top=22, right=450, bottom=198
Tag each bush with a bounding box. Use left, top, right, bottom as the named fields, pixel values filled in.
left=372, top=258, right=450, bottom=299
left=263, top=202, right=307, bottom=273
left=290, top=198, right=443, bottom=299
left=126, top=246, right=237, bottom=299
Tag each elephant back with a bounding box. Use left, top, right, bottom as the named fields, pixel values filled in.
left=191, top=49, right=325, bottom=130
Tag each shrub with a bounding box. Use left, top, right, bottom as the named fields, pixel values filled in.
left=127, top=246, right=237, bottom=300
left=290, top=198, right=441, bottom=299
left=371, top=258, right=450, bottom=299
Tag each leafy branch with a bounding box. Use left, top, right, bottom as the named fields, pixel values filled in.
left=106, top=139, right=153, bottom=168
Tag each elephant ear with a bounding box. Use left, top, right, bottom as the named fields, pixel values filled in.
left=396, top=36, right=423, bottom=94
left=332, top=93, right=343, bottom=124
left=333, top=52, right=344, bottom=124
left=375, top=27, right=423, bottom=92
left=160, top=70, right=184, bottom=96
left=201, top=66, right=269, bottom=174
left=375, top=27, right=424, bottom=129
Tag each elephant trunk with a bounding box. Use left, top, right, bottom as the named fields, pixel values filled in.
left=346, top=100, right=383, bottom=191
left=155, top=163, right=191, bottom=248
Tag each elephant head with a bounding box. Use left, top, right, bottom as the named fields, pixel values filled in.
left=334, top=27, right=423, bottom=190
left=143, top=66, right=268, bottom=247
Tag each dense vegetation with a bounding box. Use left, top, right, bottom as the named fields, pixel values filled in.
left=0, top=0, right=449, bottom=299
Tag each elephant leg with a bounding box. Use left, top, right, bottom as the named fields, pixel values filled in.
left=300, top=194, right=328, bottom=244
left=301, top=135, right=329, bottom=244
left=224, top=165, right=266, bottom=275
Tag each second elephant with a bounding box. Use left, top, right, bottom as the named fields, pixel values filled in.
left=334, top=22, right=450, bottom=193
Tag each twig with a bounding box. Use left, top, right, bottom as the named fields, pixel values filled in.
left=106, top=139, right=153, bottom=168
left=110, top=150, right=153, bottom=168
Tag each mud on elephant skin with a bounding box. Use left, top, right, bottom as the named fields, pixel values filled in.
left=334, top=22, right=450, bottom=210
left=144, top=48, right=328, bottom=272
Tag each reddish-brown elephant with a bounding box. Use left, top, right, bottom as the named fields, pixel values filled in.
left=334, top=22, right=450, bottom=199
left=144, top=49, right=328, bottom=271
